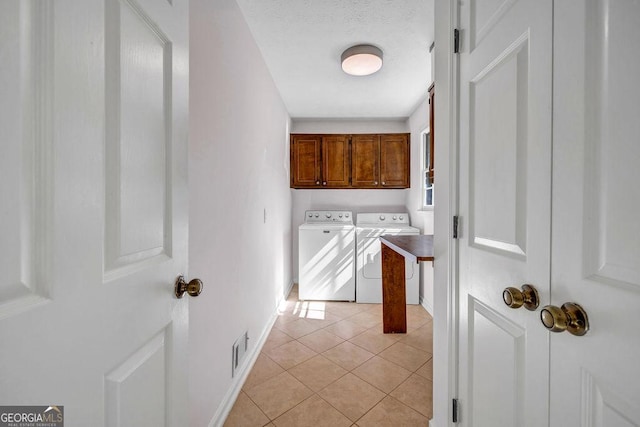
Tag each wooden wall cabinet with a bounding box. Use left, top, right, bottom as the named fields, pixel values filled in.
left=351, top=134, right=379, bottom=187
left=291, top=133, right=410, bottom=189
left=380, top=134, right=410, bottom=188
left=352, top=134, right=410, bottom=189
left=290, top=135, right=321, bottom=188
left=290, top=134, right=350, bottom=188
left=322, top=135, right=351, bottom=188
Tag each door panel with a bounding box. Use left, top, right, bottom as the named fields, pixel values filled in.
left=470, top=298, right=525, bottom=426
left=351, top=134, right=380, bottom=187
left=105, top=331, right=167, bottom=427
left=0, top=1, right=189, bottom=425
left=470, top=0, right=517, bottom=50
left=551, top=1, right=640, bottom=424
left=580, top=1, right=640, bottom=288
left=458, top=0, right=552, bottom=426
left=290, top=135, right=321, bottom=187
left=469, top=36, right=528, bottom=256
left=105, top=0, right=173, bottom=276
left=0, top=0, right=51, bottom=316
left=379, top=134, right=409, bottom=188
left=322, top=135, right=350, bottom=188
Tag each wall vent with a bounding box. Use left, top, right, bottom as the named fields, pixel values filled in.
left=231, top=331, right=249, bottom=377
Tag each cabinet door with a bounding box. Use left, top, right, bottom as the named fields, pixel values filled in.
left=351, top=134, right=380, bottom=187
left=291, top=135, right=321, bottom=187
left=380, top=134, right=410, bottom=188
left=322, top=135, right=350, bottom=188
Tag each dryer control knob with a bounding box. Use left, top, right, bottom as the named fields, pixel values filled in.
left=345, top=213, right=350, bottom=217
left=399, top=216, right=404, bottom=220
left=326, top=213, right=332, bottom=218
left=379, top=215, right=386, bottom=221
left=314, top=213, right=319, bottom=218
left=393, top=216, right=397, bottom=220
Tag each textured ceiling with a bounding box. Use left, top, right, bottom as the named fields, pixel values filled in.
left=235, top=0, right=434, bottom=119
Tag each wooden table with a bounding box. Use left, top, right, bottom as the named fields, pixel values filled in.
left=380, top=234, right=434, bottom=333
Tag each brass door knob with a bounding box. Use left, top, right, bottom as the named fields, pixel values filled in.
left=503, top=284, right=540, bottom=311
left=175, top=275, right=203, bottom=299
left=540, top=302, right=589, bottom=336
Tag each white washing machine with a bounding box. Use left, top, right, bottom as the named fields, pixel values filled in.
left=298, top=210, right=355, bottom=301
left=356, top=213, right=420, bottom=304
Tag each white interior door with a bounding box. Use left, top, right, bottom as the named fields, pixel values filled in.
left=457, top=0, right=553, bottom=425
left=550, top=1, right=640, bottom=424
left=0, top=0, right=189, bottom=425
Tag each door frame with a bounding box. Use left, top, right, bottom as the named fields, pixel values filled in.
left=432, top=0, right=460, bottom=426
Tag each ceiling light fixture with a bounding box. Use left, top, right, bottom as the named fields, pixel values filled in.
left=341, top=44, right=383, bottom=76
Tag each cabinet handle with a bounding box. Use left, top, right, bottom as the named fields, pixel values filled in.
left=382, top=181, right=386, bottom=185
left=315, top=180, right=320, bottom=185
left=322, top=182, right=327, bottom=186
left=374, top=181, right=378, bottom=185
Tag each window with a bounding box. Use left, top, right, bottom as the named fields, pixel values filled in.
left=422, top=130, right=434, bottom=208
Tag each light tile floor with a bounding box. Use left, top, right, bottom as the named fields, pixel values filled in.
left=224, top=285, right=433, bottom=427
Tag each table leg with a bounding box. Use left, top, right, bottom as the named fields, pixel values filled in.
left=381, top=243, right=407, bottom=333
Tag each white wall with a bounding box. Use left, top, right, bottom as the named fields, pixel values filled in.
left=405, top=96, right=435, bottom=314
left=290, top=119, right=410, bottom=282
left=189, top=0, right=292, bottom=425
left=292, top=119, right=408, bottom=135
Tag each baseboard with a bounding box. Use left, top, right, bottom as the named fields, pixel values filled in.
left=284, top=280, right=294, bottom=300
left=421, top=295, right=435, bottom=427
left=420, top=295, right=434, bottom=317
left=207, top=310, right=279, bottom=427
left=207, top=279, right=295, bottom=426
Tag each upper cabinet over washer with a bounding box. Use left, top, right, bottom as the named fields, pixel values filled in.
left=289, top=134, right=350, bottom=188
left=290, top=133, right=410, bottom=189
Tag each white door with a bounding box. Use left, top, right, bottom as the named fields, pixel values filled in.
left=550, top=1, right=640, bottom=424
left=457, top=0, right=553, bottom=425
left=0, top=0, right=190, bottom=425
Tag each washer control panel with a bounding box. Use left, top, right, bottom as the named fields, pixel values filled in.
left=356, top=213, right=410, bottom=225
left=304, top=210, right=353, bottom=224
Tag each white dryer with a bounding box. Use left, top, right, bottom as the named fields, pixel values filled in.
left=298, top=210, right=355, bottom=301
left=356, top=213, right=420, bottom=304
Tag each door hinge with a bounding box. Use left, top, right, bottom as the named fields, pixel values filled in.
left=452, top=398, right=459, bottom=423
left=453, top=215, right=460, bottom=239
left=454, top=29, right=460, bottom=53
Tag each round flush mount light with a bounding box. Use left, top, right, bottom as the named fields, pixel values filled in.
left=341, top=44, right=383, bottom=76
